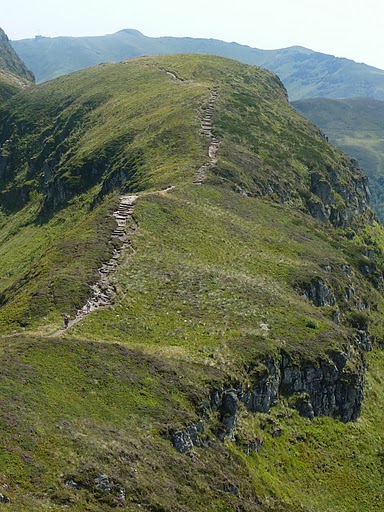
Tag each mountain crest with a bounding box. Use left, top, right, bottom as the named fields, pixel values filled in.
left=0, top=27, right=34, bottom=82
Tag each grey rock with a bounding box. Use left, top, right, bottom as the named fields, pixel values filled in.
left=212, top=349, right=364, bottom=434
left=272, top=427, right=283, bottom=437
left=355, top=329, right=373, bottom=351
left=224, top=484, right=239, bottom=496
left=94, top=474, right=111, bottom=492
left=172, top=421, right=204, bottom=453
left=307, top=198, right=329, bottom=223
left=344, top=286, right=355, bottom=301
left=64, top=480, right=78, bottom=490
left=303, top=277, right=336, bottom=307
left=333, top=310, right=340, bottom=324
left=289, top=393, right=315, bottom=420
left=0, top=493, right=10, bottom=503
left=242, top=358, right=279, bottom=413
left=280, top=352, right=364, bottom=422
left=244, top=437, right=263, bottom=455
left=341, top=264, right=352, bottom=277
left=219, top=391, right=239, bottom=440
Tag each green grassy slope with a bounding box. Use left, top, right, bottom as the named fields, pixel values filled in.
left=0, top=69, right=30, bottom=102
left=0, top=28, right=33, bottom=82
left=11, top=29, right=384, bottom=100
left=0, top=332, right=382, bottom=511
left=0, top=54, right=375, bottom=331
left=0, top=54, right=383, bottom=510
left=0, top=28, right=34, bottom=102
left=293, top=96, right=384, bottom=220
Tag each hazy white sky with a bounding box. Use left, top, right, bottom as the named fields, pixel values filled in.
left=3, top=0, right=384, bottom=69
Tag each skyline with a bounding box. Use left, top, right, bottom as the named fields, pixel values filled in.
left=3, top=0, right=384, bottom=70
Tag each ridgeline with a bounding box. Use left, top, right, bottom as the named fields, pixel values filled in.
left=11, top=29, right=384, bottom=101
left=0, top=52, right=383, bottom=510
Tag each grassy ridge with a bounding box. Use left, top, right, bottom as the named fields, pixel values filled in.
left=0, top=54, right=374, bottom=332
left=0, top=56, right=214, bottom=210
left=69, top=183, right=384, bottom=360
left=0, top=55, right=383, bottom=510
left=0, top=184, right=383, bottom=509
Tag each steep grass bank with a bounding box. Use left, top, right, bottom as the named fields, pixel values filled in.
left=0, top=329, right=382, bottom=510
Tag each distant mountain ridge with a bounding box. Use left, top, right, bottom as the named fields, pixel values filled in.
left=11, top=29, right=384, bottom=101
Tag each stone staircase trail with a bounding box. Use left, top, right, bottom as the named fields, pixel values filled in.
left=49, top=88, right=220, bottom=336
left=89, top=194, right=139, bottom=310
left=50, top=194, right=139, bottom=336
left=51, top=186, right=178, bottom=336
left=194, top=89, right=220, bottom=184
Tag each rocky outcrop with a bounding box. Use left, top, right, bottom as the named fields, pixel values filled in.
left=302, top=277, right=336, bottom=307
left=308, top=164, right=371, bottom=228
left=172, top=421, right=205, bottom=453
left=64, top=472, right=126, bottom=507
left=209, top=349, right=364, bottom=441
left=172, top=348, right=365, bottom=454
left=280, top=351, right=364, bottom=421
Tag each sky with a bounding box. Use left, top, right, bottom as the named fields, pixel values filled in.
left=3, top=0, right=384, bottom=69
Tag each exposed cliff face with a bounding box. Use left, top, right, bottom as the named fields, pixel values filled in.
left=172, top=347, right=365, bottom=454
left=173, top=347, right=365, bottom=453
left=307, top=162, right=372, bottom=228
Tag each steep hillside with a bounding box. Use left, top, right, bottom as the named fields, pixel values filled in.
left=0, top=54, right=383, bottom=510
left=11, top=29, right=384, bottom=100
left=293, top=97, right=384, bottom=220
left=0, top=28, right=34, bottom=102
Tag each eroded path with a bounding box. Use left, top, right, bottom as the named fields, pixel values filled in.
left=194, top=89, right=220, bottom=184
left=51, top=195, right=139, bottom=336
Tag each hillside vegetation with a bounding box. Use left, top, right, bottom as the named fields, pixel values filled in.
left=0, top=28, right=34, bottom=102
left=0, top=54, right=383, bottom=510
left=11, top=29, right=384, bottom=100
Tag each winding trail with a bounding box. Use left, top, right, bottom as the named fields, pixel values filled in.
left=194, top=89, right=220, bottom=184
left=51, top=195, right=139, bottom=336
left=51, top=187, right=175, bottom=337
left=50, top=80, right=220, bottom=336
